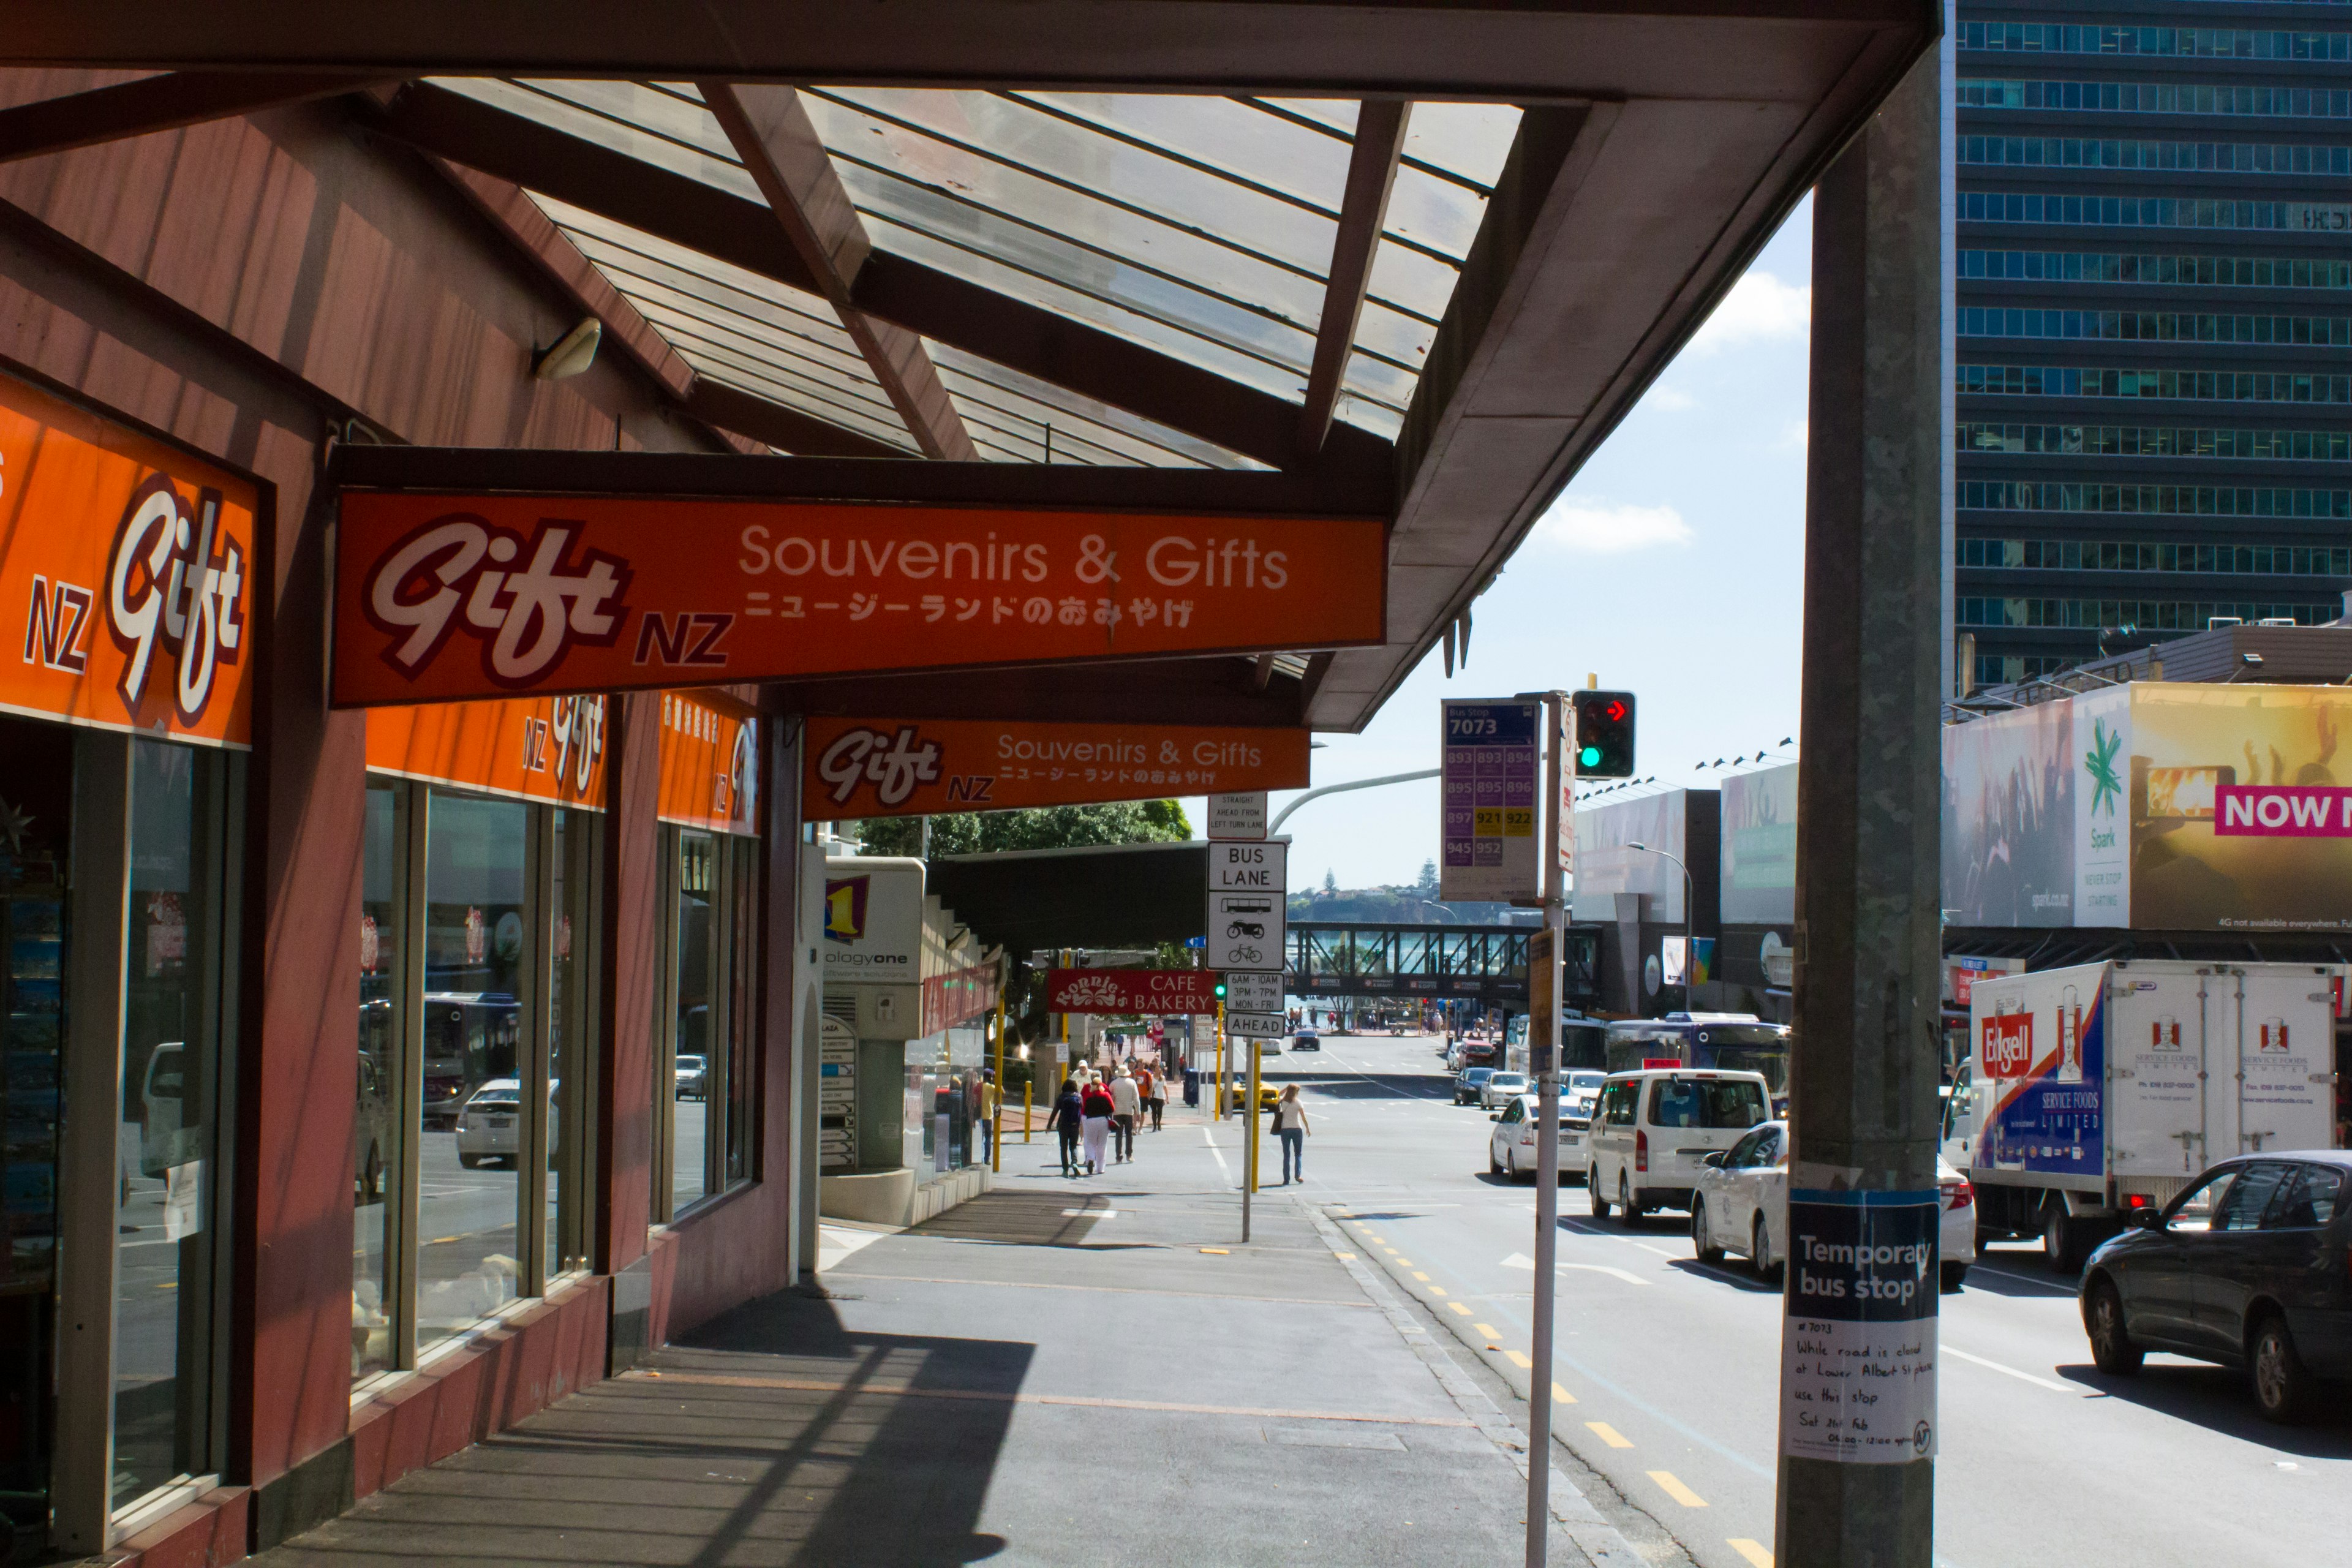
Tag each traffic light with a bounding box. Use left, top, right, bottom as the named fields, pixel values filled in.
left=1213, top=978, right=1227, bottom=999
left=1570, top=690, right=1636, bottom=777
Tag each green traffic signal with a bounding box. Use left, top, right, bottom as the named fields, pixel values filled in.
left=1578, top=745, right=1602, bottom=768
left=1569, top=690, right=1637, bottom=778
left=1213, top=980, right=1227, bottom=997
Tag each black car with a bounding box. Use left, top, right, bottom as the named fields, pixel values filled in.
left=2078, top=1151, right=2352, bottom=1423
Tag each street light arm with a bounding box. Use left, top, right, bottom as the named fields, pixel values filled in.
left=1267, top=766, right=1441, bottom=833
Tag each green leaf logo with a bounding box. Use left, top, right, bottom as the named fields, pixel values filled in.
left=2084, top=718, right=2122, bottom=818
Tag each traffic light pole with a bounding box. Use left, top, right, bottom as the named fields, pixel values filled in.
left=1525, top=693, right=1571, bottom=1568
left=1774, top=47, right=1943, bottom=1568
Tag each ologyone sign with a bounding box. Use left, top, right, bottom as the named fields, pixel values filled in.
left=331, top=492, right=1385, bottom=706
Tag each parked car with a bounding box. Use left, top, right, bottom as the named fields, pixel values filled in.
left=675, top=1054, right=707, bottom=1101
left=1688, top=1120, right=1978, bottom=1290
left=2078, top=1152, right=2352, bottom=1423
left=1453, top=1066, right=1496, bottom=1106
left=1479, top=1071, right=1529, bottom=1110
left=1586, top=1069, right=1771, bottom=1224
left=1488, top=1093, right=1589, bottom=1183
left=1291, top=1028, right=1321, bottom=1052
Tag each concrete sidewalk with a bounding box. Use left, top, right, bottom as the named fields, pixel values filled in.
left=252, top=1120, right=1629, bottom=1566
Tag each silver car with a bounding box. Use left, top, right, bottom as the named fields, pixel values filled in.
left=1479, top=1071, right=1530, bottom=1110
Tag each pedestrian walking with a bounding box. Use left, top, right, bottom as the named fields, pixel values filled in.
left=1142, top=1063, right=1166, bottom=1131
left=1052, top=1077, right=1084, bottom=1177
left=1272, top=1085, right=1310, bottom=1185
left=1109, top=1066, right=1141, bottom=1161
left=979, top=1068, right=999, bottom=1164
left=1080, top=1078, right=1115, bottom=1175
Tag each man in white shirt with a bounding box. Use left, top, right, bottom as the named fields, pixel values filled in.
left=1108, top=1068, right=1142, bottom=1162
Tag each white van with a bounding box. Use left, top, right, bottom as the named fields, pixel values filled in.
left=1586, top=1068, right=1773, bottom=1223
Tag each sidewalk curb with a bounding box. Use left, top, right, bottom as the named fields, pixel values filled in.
left=1302, top=1202, right=1646, bottom=1568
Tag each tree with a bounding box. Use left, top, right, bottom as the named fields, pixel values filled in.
left=1415, top=858, right=1439, bottom=898
left=1322, top=869, right=1338, bottom=895
left=852, top=799, right=1191, bottom=858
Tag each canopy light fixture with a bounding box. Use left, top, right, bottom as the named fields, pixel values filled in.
left=532, top=317, right=602, bottom=381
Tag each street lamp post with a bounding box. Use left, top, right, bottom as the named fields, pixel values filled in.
left=1627, top=842, right=1695, bottom=1006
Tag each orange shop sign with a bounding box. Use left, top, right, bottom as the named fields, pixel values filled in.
left=658, top=690, right=758, bottom=836
left=803, top=715, right=1310, bottom=821
left=0, top=373, right=259, bottom=745
left=331, top=492, right=1384, bottom=706
left=365, top=695, right=608, bottom=808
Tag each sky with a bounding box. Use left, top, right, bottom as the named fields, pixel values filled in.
left=1186, top=198, right=1819, bottom=892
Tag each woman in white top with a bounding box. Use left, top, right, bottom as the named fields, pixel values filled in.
left=1271, top=1084, right=1311, bottom=1184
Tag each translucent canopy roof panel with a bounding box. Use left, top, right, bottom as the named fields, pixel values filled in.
left=432, top=77, right=1520, bottom=447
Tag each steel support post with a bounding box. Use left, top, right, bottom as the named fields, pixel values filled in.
left=1525, top=692, right=1569, bottom=1568
left=1774, top=47, right=1946, bottom=1568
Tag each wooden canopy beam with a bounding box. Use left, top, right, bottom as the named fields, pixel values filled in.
left=701, top=81, right=977, bottom=461
left=0, top=69, right=397, bottom=162
left=1298, top=99, right=1409, bottom=454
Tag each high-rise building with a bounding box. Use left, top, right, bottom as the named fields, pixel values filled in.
left=1953, top=2, right=2351, bottom=689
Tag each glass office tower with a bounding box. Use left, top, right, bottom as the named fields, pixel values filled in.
left=1953, top=4, right=2352, bottom=687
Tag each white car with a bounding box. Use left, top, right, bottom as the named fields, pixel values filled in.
left=1487, top=1093, right=1589, bottom=1183
left=1587, top=1068, right=1773, bottom=1223
left=454, top=1078, right=523, bottom=1169
left=1561, top=1070, right=1605, bottom=1122
left=1479, top=1071, right=1529, bottom=1110
left=1689, top=1119, right=1978, bottom=1290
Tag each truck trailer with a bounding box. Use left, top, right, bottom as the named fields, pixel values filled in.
left=1952, top=959, right=2342, bottom=1271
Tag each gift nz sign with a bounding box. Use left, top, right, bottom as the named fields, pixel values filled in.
left=333, top=492, right=1385, bottom=706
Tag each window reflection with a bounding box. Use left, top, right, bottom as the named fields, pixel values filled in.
left=418, top=793, right=526, bottom=1349
left=114, top=739, right=232, bottom=1509
left=355, top=783, right=402, bottom=1378
left=671, top=831, right=714, bottom=1212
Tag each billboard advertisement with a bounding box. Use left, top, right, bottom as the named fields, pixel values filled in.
left=1719, top=763, right=1796, bottom=925
left=2127, top=685, right=2352, bottom=931
left=1943, top=684, right=2352, bottom=931
left=1570, top=790, right=1689, bottom=922
left=1940, top=698, right=2075, bottom=927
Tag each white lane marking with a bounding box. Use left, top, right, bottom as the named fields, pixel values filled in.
left=1944, top=1345, right=2080, bottom=1395
left=1061, top=1209, right=1118, bottom=1219
left=1202, top=1126, right=1235, bottom=1186
left=1632, top=1243, right=1683, bottom=1260
left=1501, top=1253, right=1650, bottom=1286
left=1970, top=1263, right=2078, bottom=1294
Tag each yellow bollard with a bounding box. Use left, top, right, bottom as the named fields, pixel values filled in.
left=1023, top=1079, right=1033, bottom=1144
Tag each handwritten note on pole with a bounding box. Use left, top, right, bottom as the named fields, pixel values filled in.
left=1780, top=1190, right=1940, bottom=1464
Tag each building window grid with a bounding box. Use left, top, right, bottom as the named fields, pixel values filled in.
left=1956, top=423, right=2349, bottom=461
left=1956, top=537, right=2352, bottom=576
left=1955, top=597, right=2340, bottom=630
left=1960, top=135, right=2352, bottom=174
left=1958, top=23, right=2352, bottom=60
left=1956, top=78, right=2352, bottom=118
left=1958, top=249, right=2352, bottom=288
left=1958, top=480, right=2350, bottom=518
left=1958, top=190, right=2352, bottom=233
left=1956, top=364, right=2352, bottom=404
left=1956, top=306, right=2350, bottom=345
left=1976, top=654, right=2073, bottom=688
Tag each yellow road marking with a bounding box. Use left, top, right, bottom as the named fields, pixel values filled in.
left=1395, top=1257, right=1414, bottom=1267
left=1474, top=1322, right=1502, bottom=1338
left=1333, top=1251, right=1356, bottom=1260
left=1586, top=1421, right=1633, bottom=1449
left=1447, top=1302, right=1472, bottom=1316
left=1505, top=1351, right=1532, bottom=1369
left=1412, top=1271, right=1430, bottom=1282
left=1428, top=1286, right=1448, bottom=1296
left=1552, top=1382, right=1577, bottom=1405
left=1648, top=1471, right=1707, bottom=1507
left=1728, top=1540, right=1773, bottom=1567
left=1383, top=1246, right=1400, bottom=1254
left=1200, top=1247, right=1229, bottom=1254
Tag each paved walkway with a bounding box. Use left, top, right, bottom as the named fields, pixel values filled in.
left=254, top=1108, right=1632, bottom=1566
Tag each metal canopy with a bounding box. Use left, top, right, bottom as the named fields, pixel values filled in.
left=1, top=1, right=1937, bottom=733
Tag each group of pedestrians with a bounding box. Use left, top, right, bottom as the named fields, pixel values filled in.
left=1049, top=1060, right=1167, bottom=1177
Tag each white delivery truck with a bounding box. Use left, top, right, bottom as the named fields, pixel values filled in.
left=1953, top=959, right=2342, bottom=1272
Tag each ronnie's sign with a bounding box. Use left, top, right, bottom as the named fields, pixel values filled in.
left=331, top=491, right=1385, bottom=706
left=1047, top=968, right=1223, bottom=1015
left=802, top=715, right=1309, bottom=821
